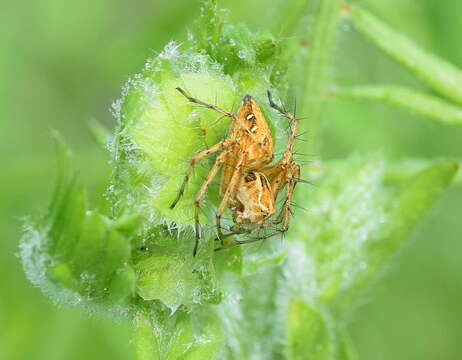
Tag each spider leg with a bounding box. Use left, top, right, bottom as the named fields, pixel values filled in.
left=170, top=139, right=235, bottom=209
left=176, top=87, right=237, bottom=120
left=277, top=163, right=300, bottom=223
left=214, top=223, right=268, bottom=242
left=214, top=236, right=267, bottom=251
left=231, top=218, right=279, bottom=236
left=264, top=91, right=303, bottom=224
left=267, top=90, right=298, bottom=154
left=220, top=220, right=287, bottom=250
left=215, top=153, right=244, bottom=244
left=192, top=151, right=228, bottom=256
left=253, top=163, right=300, bottom=240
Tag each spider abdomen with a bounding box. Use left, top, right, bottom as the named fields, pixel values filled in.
left=234, top=172, right=275, bottom=224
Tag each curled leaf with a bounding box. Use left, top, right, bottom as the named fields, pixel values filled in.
left=20, top=160, right=137, bottom=313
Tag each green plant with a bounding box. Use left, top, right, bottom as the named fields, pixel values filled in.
left=20, top=1, right=459, bottom=359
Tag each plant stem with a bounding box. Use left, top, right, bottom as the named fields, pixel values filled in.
left=278, top=0, right=312, bottom=38
left=333, top=85, right=462, bottom=126
left=348, top=5, right=462, bottom=106
left=301, top=0, right=343, bottom=153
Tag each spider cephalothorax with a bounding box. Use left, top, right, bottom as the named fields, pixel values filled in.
left=170, top=88, right=300, bottom=255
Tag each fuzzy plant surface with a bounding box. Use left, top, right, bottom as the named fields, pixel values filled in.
left=20, top=1, right=460, bottom=359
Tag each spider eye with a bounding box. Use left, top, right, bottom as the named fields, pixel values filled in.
left=244, top=172, right=257, bottom=182
left=243, top=94, right=252, bottom=103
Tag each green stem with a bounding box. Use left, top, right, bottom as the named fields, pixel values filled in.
left=317, top=158, right=462, bottom=188
left=333, top=85, right=462, bottom=126
left=302, top=0, right=343, bottom=152
left=277, top=0, right=312, bottom=38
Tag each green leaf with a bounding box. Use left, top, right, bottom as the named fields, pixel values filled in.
left=348, top=5, right=462, bottom=105
left=289, top=156, right=457, bottom=318
left=111, top=45, right=236, bottom=227
left=333, top=85, right=462, bottom=126
left=135, top=251, right=221, bottom=312
left=286, top=299, right=334, bottom=360
left=369, top=161, right=458, bottom=265
left=291, top=156, right=388, bottom=305
left=134, top=307, right=222, bottom=360
left=384, top=158, right=462, bottom=188
left=195, top=2, right=287, bottom=80
left=331, top=160, right=458, bottom=316
left=111, top=41, right=287, bottom=234
left=135, top=310, right=162, bottom=360
left=20, top=144, right=136, bottom=310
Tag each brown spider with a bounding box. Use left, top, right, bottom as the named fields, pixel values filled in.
left=170, top=87, right=300, bottom=255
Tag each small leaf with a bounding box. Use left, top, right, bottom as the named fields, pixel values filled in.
left=333, top=85, right=462, bottom=126
left=88, top=118, right=112, bottom=150
left=108, top=266, right=137, bottom=303
left=348, top=5, right=462, bottom=105
left=286, top=299, right=334, bottom=360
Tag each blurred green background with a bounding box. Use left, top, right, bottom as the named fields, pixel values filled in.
left=1, top=0, right=461, bottom=359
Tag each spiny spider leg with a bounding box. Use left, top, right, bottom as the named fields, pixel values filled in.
left=215, top=153, right=244, bottom=244
left=191, top=151, right=229, bottom=256
left=170, top=87, right=239, bottom=209
left=176, top=87, right=236, bottom=119
left=169, top=139, right=236, bottom=209
left=267, top=90, right=298, bottom=154
left=273, top=164, right=300, bottom=226
left=214, top=236, right=268, bottom=251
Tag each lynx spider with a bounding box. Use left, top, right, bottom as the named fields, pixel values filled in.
left=170, top=87, right=301, bottom=255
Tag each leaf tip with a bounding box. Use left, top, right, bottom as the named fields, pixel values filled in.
left=435, top=160, right=459, bottom=180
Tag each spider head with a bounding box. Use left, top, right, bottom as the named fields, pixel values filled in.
left=238, top=95, right=272, bottom=136
left=243, top=94, right=253, bottom=103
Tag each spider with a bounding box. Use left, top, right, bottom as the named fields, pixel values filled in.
left=170, top=87, right=301, bottom=255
